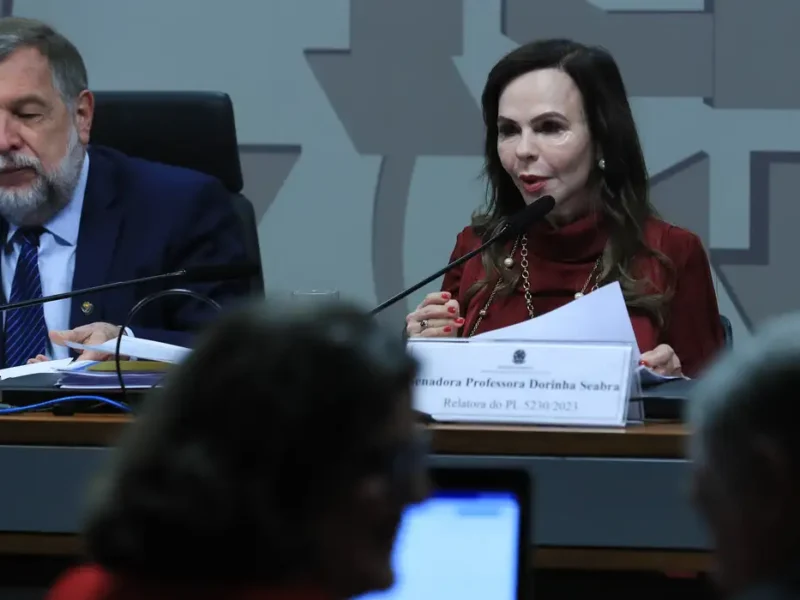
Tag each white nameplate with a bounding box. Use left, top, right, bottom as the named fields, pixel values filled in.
left=406, top=339, right=635, bottom=427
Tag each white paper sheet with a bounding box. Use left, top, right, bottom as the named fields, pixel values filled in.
left=65, top=337, right=191, bottom=364
left=0, top=358, right=93, bottom=380
left=472, top=282, right=681, bottom=385
left=475, top=282, right=638, bottom=345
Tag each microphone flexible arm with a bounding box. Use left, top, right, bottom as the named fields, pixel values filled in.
left=369, top=195, right=555, bottom=317
left=0, top=263, right=256, bottom=313
left=369, top=226, right=511, bottom=316
left=0, top=271, right=188, bottom=312
left=114, top=288, right=222, bottom=404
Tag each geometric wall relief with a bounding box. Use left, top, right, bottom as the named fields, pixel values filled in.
left=712, top=153, right=800, bottom=330
left=305, top=0, right=483, bottom=326
left=239, top=144, right=302, bottom=223
left=502, top=0, right=714, bottom=98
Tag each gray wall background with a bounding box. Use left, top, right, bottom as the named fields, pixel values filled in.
left=10, top=0, right=800, bottom=341
left=3, top=4, right=799, bottom=595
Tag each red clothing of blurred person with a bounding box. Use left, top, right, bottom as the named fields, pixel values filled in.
left=47, top=564, right=333, bottom=600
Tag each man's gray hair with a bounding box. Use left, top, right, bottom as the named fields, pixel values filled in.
left=0, top=17, right=88, bottom=107
left=688, top=313, right=800, bottom=491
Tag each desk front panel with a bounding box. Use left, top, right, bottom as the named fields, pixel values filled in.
left=0, top=442, right=708, bottom=551
left=432, top=454, right=708, bottom=549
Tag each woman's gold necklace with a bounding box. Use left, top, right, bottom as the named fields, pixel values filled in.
left=467, top=234, right=602, bottom=337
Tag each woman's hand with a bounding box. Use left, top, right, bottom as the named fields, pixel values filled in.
left=639, top=344, right=682, bottom=377
left=405, top=291, right=464, bottom=338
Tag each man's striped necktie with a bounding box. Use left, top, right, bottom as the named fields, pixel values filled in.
left=4, top=227, right=48, bottom=368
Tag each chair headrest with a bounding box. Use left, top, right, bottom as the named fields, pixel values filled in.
left=90, top=91, right=243, bottom=193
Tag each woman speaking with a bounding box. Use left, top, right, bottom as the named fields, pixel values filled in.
left=405, top=39, right=724, bottom=378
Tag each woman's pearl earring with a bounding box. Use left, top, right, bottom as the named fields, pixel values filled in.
left=598, top=158, right=606, bottom=170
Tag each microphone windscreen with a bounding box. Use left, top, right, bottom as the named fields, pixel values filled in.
left=502, top=195, right=556, bottom=240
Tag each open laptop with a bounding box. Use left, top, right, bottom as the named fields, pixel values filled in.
left=358, top=467, right=532, bottom=600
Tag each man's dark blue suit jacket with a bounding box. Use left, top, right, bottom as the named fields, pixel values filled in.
left=0, top=145, right=251, bottom=361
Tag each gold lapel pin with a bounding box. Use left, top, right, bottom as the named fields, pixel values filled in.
left=81, top=301, right=94, bottom=315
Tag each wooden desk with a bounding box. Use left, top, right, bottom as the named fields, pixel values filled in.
left=0, top=414, right=687, bottom=454
left=0, top=415, right=709, bottom=571
left=0, top=413, right=128, bottom=446
left=432, top=422, right=688, bottom=458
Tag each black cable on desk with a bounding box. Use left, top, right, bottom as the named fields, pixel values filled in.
left=113, top=288, right=221, bottom=403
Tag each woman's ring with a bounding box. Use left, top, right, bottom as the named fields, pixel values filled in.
left=420, top=319, right=428, bottom=330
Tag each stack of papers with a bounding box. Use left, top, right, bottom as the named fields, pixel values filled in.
left=56, top=337, right=190, bottom=389
left=56, top=360, right=171, bottom=390
left=0, top=357, right=81, bottom=380
left=0, top=337, right=191, bottom=390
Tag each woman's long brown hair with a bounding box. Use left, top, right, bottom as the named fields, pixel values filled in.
left=468, top=39, right=674, bottom=327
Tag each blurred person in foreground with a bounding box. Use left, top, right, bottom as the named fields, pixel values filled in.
left=47, top=301, right=428, bottom=600
left=689, top=314, right=800, bottom=599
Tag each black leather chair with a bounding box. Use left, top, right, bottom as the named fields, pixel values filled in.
left=720, top=314, right=733, bottom=348
left=89, top=91, right=264, bottom=295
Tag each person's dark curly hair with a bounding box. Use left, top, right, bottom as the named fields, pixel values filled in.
left=82, top=301, right=418, bottom=585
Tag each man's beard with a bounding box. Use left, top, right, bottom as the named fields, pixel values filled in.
left=0, top=127, right=86, bottom=227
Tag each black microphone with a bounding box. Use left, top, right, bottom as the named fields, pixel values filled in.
left=0, top=263, right=260, bottom=313
left=370, top=195, right=555, bottom=316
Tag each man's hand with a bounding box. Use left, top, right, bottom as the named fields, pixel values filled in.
left=49, top=322, right=124, bottom=361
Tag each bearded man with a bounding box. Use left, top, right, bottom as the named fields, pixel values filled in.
left=0, top=18, right=249, bottom=366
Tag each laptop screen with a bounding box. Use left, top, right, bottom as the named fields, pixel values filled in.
left=357, top=468, right=529, bottom=600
